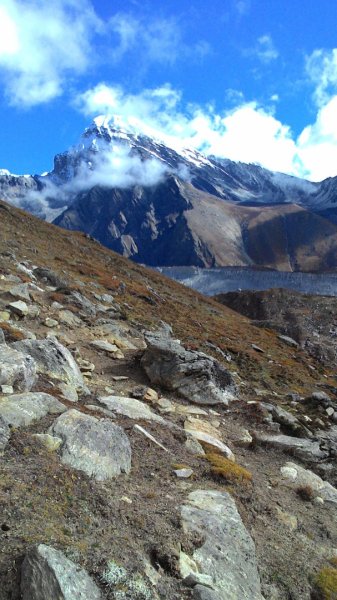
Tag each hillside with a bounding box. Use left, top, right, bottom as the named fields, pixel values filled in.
left=2, top=199, right=337, bottom=599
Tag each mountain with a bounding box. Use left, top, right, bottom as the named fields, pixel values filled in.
left=2, top=115, right=337, bottom=270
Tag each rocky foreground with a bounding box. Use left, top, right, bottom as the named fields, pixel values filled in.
left=1, top=201, right=337, bottom=599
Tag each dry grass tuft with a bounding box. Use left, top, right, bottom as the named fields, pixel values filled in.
left=312, top=566, right=337, bottom=599
left=204, top=452, right=252, bottom=485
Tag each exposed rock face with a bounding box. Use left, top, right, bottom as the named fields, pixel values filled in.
left=141, top=333, right=235, bottom=405
left=12, top=337, right=85, bottom=392
left=21, top=544, right=102, bottom=600
left=0, top=346, right=36, bottom=392
left=256, top=433, right=328, bottom=462
left=49, top=409, right=132, bottom=480
left=181, top=489, right=264, bottom=599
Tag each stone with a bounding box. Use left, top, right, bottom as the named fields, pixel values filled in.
left=184, top=418, right=235, bottom=461
left=232, top=429, right=253, bottom=448
left=32, top=433, right=63, bottom=451
left=9, top=283, right=31, bottom=301
left=327, top=407, right=335, bottom=417
left=309, top=391, right=331, bottom=404
left=181, top=489, right=263, bottom=599
left=173, top=468, right=194, bottom=478
left=21, top=543, right=102, bottom=600
left=57, top=383, right=78, bottom=403
left=0, top=346, right=36, bottom=392
left=251, top=344, right=264, bottom=353
left=1, top=385, right=14, bottom=394
left=44, top=318, right=59, bottom=328
left=179, top=551, right=214, bottom=588
left=91, top=340, right=119, bottom=353
left=99, top=395, right=166, bottom=424
left=256, top=433, right=328, bottom=462
left=270, top=405, right=303, bottom=435
left=185, top=436, right=205, bottom=455
left=12, top=338, right=86, bottom=392
left=175, top=405, right=209, bottom=416
left=57, top=310, right=81, bottom=327
left=133, top=424, right=169, bottom=452
left=280, top=461, right=337, bottom=504
left=8, top=300, right=29, bottom=317
left=49, top=409, right=131, bottom=480
left=0, top=311, right=10, bottom=321
left=141, top=332, right=235, bottom=406
left=0, top=329, right=5, bottom=345
left=68, top=291, right=97, bottom=316
left=0, top=392, right=66, bottom=429
left=278, top=335, right=299, bottom=348
left=33, top=266, right=68, bottom=288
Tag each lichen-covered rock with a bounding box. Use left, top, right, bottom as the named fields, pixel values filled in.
left=99, top=395, right=166, bottom=423
left=21, top=544, right=102, bottom=600
left=0, top=346, right=36, bottom=392
left=181, top=490, right=264, bottom=600
left=12, top=337, right=85, bottom=392
left=141, top=332, right=235, bottom=405
left=49, top=409, right=131, bottom=480
left=0, top=392, right=66, bottom=429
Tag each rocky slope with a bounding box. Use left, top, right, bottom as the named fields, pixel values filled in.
left=2, top=117, right=337, bottom=270
left=2, top=199, right=337, bottom=599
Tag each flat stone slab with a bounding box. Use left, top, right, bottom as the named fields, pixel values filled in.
left=0, top=346, right=36, bottom=392
left=49, top=409, right=131, bottom=480
left=13, top=338, right=85, bottom=392
left=21, top=544, right=102, bottom=600
left=181, top=490, right=264, bottom=600
left=256, top=433, right=328, bottom=462
left=280, top=461, right=337, bottom=504
left=99, top=395, right=166, bottom=424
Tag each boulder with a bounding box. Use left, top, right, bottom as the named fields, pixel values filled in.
left=141, top=332, right=235, bottom=405
left=12, top=338, right=86, bottom=392
left=181, top=490, right=264, bottom=599
left=9, top=283, right=31, bottom=301
left=256, top=433, right=328, bottom=462
left=280, top=461, right=337, bottom=503
left=49, top=409, right=131, bottom=480
left=0, top=392, right=66, bottom=429
left=0, top=346, right=36, bottom=392
left=21, top=544, right=102, bottom=600
left=8, top=300, right=29, bottom=317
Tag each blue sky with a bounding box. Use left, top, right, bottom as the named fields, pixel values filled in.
left=0, top=0, right=337, bottom=181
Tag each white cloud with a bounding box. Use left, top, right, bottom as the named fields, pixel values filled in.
left=255, top=35, right=279, bottom=64
left=0, top=0, right=101, bottom=106
left=306, top=48, right=337, bottom=106
left=76, top=82, right=337, bottom=182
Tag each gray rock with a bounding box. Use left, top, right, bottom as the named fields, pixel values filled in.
left=0, top=329, right=5, bottom=345
left=68, top=291, right=96, bottom=316
left=33, top=267, right=68, bottom=288
left=8, top=300, right=29, bottom=317
left=270, top=405, right=303, bottom=435
left=9, top=283, right=31, bottom=301
left=141, top=333, right=235, bottom=406
left=0, top=392, right=66, bottom=428
left=49, top=409, right=131, bottom=480
left=181, top=490, right=263, bottom=599
left=12, top=338, right=85, bottom=392
left=256, top=433, right=328, bottom=461
left=280, top=461, right=337, bottom=504
left=58, top=310, right=81, bottom=327
left=278, top=335, right=299, bottom=348
left=21, top=543, right=102, bottom=600
left=99, top=395, right=166, bottom=424
left=0, top=346, right=36, bottom=391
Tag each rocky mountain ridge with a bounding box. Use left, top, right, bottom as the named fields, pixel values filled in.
left=2, top=199, right=337, bottom=598
left=1, top=117, right=337, bottom=270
